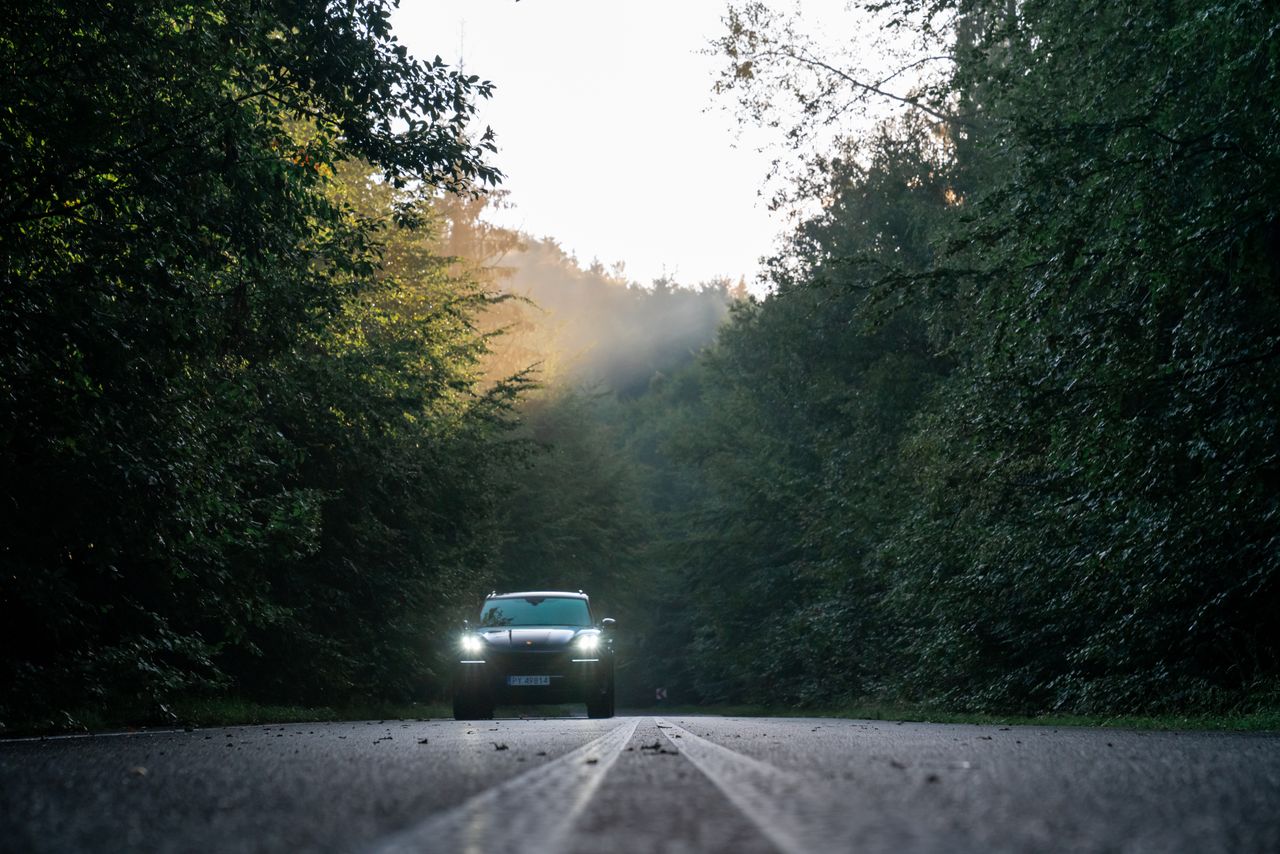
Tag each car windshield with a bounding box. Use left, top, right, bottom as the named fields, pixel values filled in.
left=479, top=596, right=591, bottom=628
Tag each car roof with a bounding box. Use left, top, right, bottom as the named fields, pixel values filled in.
left=486, top=590, right=589, bottom=600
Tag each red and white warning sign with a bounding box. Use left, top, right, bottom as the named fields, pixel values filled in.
left=655, top=687, right=667, bottom=701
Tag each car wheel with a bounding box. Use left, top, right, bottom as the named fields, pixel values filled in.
left=586, top=677, right=615, bottom=719
left=453, top=691, right=487, bottom=721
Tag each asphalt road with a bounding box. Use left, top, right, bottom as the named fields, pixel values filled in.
left=2, top=714, right=1277, bottom=853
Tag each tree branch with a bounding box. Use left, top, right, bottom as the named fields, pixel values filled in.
left=762, top=47, right=965, bottom=126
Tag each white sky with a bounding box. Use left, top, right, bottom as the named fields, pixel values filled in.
left=391, top=0, right=792, bottom=287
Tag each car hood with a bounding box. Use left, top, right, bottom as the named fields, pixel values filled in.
left=478, top=627, right=587, bottom=651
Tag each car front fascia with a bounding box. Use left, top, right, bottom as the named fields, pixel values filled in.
left=453, top=627, right=611, bottom=704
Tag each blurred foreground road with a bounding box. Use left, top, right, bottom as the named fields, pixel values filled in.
left=2, top=714, right=1278, bottom=853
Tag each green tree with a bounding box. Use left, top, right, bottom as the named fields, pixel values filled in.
left=621, top=119, right=953, bottom=705
left=627, top=0, right=1280, bottom=714
left=884, top=0, right=1280, bottom=712
left=0, top=0, right=505, bottom=723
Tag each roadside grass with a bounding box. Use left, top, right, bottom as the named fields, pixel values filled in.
left=172, top=698, right=453, bottom=728
left=1, top=699, right=449, bottom=738
left=647, top=703, right=1280, bottom=732
left=0, top=698, right=595, bottom=737
left=173, top=699, right=586, bottom=726
left=7, top=698, right=1276, bottom=738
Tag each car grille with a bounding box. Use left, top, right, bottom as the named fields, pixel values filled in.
left=487, top=649, right=574, bottom=675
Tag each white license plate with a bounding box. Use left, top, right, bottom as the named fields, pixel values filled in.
left=507, top=675, right=551, bottom=687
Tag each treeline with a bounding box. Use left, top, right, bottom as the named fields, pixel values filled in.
left=0, top=0, right=734, bottom=727
left=609, top=0, right=1280, bottom=714
left=5, top=0, right=1277, bottom=726
left=0, top=0, right=527, bottom=726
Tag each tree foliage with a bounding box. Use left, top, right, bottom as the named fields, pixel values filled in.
left=5, top=0, right=1276, bottom=725
left=613, top=0, right=1280, bottom=714
left=1, top=0, right=511, bottom=724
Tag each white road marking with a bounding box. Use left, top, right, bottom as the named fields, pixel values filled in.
left=657, top=719, right=866, bottom=854
left=1, top=728, right=191, bottom=743
left=369, top=718, right=639, bottom=854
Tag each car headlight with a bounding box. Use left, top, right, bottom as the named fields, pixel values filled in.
left=460, top=634, right=484, bottom=654
left=575, top=633, right=600, bottom=653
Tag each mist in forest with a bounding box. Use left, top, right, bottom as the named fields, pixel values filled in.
left=493, top=238, right=742, bottom=397
left=435, top=195, right=744, bottom=397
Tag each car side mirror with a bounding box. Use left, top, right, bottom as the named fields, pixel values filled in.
left=601, top=617, right=616, bottom=630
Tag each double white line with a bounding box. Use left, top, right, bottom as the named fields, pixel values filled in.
left=371, top=717, right=848, bottom=854
left=656, top=719, right=852, bottom=854
left=370, top=718, right=638, bottom=854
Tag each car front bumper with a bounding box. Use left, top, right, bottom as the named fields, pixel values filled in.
left=453, top=650, right=611, bottom=704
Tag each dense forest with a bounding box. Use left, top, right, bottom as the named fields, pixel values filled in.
left=1, top=0, right=522, bottom=724
left=2, top=0, right=1277, bottom=728
left=614, top=0, right=1280, bottom=714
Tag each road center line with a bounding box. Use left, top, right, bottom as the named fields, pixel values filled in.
left=657, top=719, right=853, bottom=854
left=368, top=718, right=639, bottom=854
